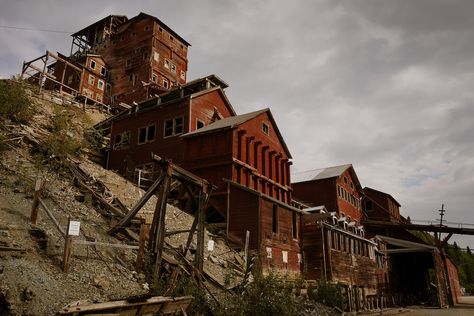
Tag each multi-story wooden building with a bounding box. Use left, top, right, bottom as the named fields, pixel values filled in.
left=292, top=164, right=364, bottom=225
left=70, top=13, right=190, bottom=105
left=182, top=108, right=300, bottom=275
left=106, top=75, right=301, bottom=275
left=107, top=75, right=235, bottom=176
left=363, top=187, right=401, bottom=223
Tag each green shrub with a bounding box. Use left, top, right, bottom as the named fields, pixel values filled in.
left=0, top=80, right=33, bottom=123
left=309, top=281, right=346, bottom=310
left=213, top=272, right=305, bottom=316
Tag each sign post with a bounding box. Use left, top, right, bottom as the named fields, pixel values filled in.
left=63, top=218, right=80, bottom=272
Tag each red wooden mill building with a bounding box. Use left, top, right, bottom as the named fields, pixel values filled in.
left=106, top=75, right=302, bottom=275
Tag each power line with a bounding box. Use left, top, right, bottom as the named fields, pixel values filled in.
left=0, top=25, right=73, bottom=34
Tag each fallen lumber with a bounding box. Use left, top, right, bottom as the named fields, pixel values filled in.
left=59, top=295, right=193, bottom=315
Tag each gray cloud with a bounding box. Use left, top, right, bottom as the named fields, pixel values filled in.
left=1, top=0, right=473, bottom=246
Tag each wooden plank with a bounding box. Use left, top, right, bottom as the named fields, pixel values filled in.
left=58, top=295, right=193, bottom=314
left=74, top=178, right=125, bottom=217
left=150, top=163, right=172, bottom=285
left=136, top=221, right=150, bottom=273
left=108, top=174, right=164, bottom=234
left=38, top=198, right=66, bottom=237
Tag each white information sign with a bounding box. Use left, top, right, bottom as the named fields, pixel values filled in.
left=68, top=220, right=81, bottom=236
left=282, top=250, right=288, bottom=263
left=207, top=239, right=214, bottom=252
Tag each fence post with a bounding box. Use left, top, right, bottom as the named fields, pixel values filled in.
left=31, top=177, right=45, bottom=225
left=63, top=218, right=74, bottom=272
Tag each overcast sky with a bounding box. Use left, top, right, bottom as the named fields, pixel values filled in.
left=1, top=0, right=473, bottom=247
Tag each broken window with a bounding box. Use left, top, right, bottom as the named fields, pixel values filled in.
left=196, top=120, right=205, bottom=130
left=171, top=64, right=177, bottom=73
left=90, top=60, right=96, bottom=70
left=100, top=66, right=107, bottom=77
left=113, top=131, right=130, bottom=150
left=164, top=119, right=173, bottom=137
left=97, top=79, right=104, bottom=90
left=163, top=78, right=169, bottom=89
left=88, top=75, right=95, bottom=85
left=164, top=59, right=170, bottom=69
left=272, top=204, right=278, bottom=233
left=262, top=122, right=269, bottom=135
left=163, top=117, right=184, bottom=137
left=174, top=117, right=183, bottom=134
left=180, top=70, right=186, bottom=80
left=138, top=125, right=156, bottom=144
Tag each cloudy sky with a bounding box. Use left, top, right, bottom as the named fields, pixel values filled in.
left=1, top=0, right=473, bottom=246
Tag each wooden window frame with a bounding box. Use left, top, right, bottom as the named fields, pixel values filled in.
left=163, top=117, right=184, bottom=138
left=262, top=122, right=269, bottom=136
left=138, top=124, right=156, bottom=145
left=196, top=119, right=205, bottom=130
left=88, top=74, right=95, bottom=85
left=97, top=79, right=104, bottom=91
left=90, top=60, right=96, bottom=70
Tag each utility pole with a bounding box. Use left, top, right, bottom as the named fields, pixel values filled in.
left=438, top=204, right=445, bottom=242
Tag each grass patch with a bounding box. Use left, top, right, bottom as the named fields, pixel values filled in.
left=0, top=80, right=33, bottom=123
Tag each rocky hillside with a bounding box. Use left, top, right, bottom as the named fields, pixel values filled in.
left=0, top=80, right=339, bottom=316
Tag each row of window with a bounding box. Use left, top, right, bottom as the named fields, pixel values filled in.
left=112, top=24, right=186, bottom=51
left=337, top=184, right=360, bottom=209
left=329, top=230, right=375, bottom=259
left=113, top=117, right=187, bottom=150
left=89, top=60, right=107, bottom=77
left=265, top=248, right=302, bottom=265
left=88, top=74, right=105, bottom=91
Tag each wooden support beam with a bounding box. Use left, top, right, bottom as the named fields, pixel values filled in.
left=38, top=53, right=49, bottom=93
left=195, top=185, right=212, bottom=273
left=108, top=174, right=164, bottom=234
left=183, top=216, right=198, bottom=257
left=31, top=177, right=45, bottom=225
left=74, top=177, right=125, bottom=217
left=38, top=198, right=66, bottom=237
left=136, top=219, right=151, bottom=273
left=150, top=163, right=172, bottom=285
left=441, top=232, right=454, bottom=247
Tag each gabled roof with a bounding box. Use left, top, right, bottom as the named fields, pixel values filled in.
left=364, top=187, right=401, bottom=207
left=182, top=108, right=292, bottom=158
left=183, top=109, right=266, bottom=136
left=118, top=12, right=191, bottom=47
left=292, top=164, right=363, bottom=190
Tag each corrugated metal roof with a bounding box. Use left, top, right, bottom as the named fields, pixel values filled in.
left=182, top=109, right=268, bottom=137
left=291, top=164, right=352, bottom=183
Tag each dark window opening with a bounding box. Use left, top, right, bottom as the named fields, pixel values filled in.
left=90, top=60, right=96, bottom=70
left=272, top=204, right=278, bottom=233
left=196, top=120, right=205, bottom=129
left=164, top=120, right=173, bottom=137
left=138, top=125, right=156, bottom=144
left=262, top=122, right=269, bottom=135
left=147, top=125, right=156, bottom=141
left=174, top=117, right=183, bottom=134
left=366, top=200, right=373, bottom=210
left=138, top=127, right=147, bottom=144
